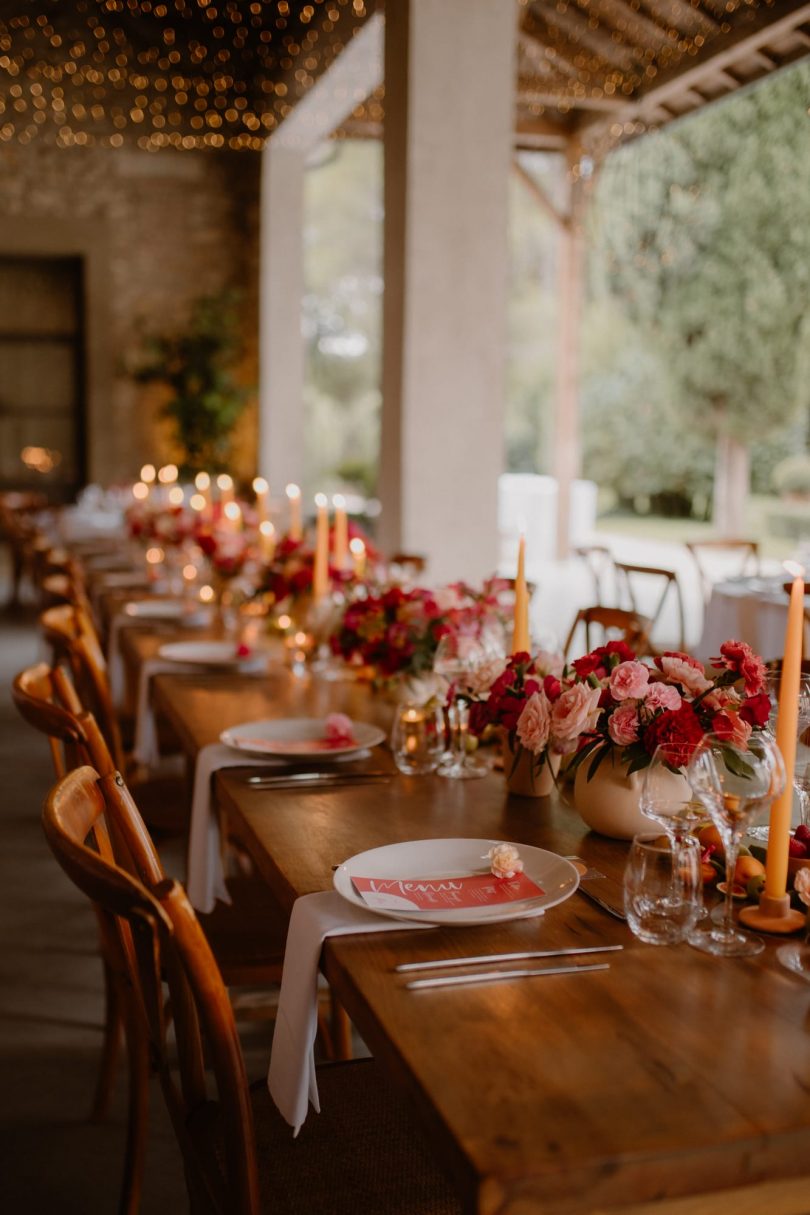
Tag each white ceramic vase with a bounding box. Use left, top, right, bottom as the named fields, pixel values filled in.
left=572, top=750, right=689, bottom=840
left=502, top=737, right=559, bottom=798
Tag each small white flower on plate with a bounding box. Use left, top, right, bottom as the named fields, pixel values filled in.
left=793, top=866, right=810, bottom=907
left=485, top=843, right=523, bottom=880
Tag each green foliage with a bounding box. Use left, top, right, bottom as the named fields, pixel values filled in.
left=131, top=292, right=249, bottom=475
left=772, top=454, right=810, bottom=498
left=584, top=61, right=810, bottom=515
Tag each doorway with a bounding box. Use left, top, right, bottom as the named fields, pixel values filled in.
left=0, top=256, right=85, bottom=500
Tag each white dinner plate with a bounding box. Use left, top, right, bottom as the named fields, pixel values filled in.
left=157, top=640, right=267, bottom=669
left=125, top=599, right=209, bottom=626
left=333, top=838, right=580, bottom=926
left=220, top=716, right=386, bottom=758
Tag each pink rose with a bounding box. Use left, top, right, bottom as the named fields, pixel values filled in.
left=656, top=652, right=712, bottom=696
left=644, top=683, right=683, bottom=713
left=550, top=683, right=602, bottom=754
left=516, top=691, right=552, bottom=755
left=609, top=660, right=650, bottom=701
left=608, top=702, right=640, bottom=746
left=712, top=709, right=752, bottom=748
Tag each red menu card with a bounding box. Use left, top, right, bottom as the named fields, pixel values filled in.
left=351, top=871, right=544, bottom=913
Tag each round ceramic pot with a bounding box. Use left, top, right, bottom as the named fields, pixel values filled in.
left=503, top=737, right=559, bottom=798
left=572, top=751, right=689, bottom=840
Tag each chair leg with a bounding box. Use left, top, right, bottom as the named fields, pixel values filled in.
left=329, top=994, right=353, bottom=1061
left=117, top=1002, right=150, bottom=1215
left=89, top=960, right=123, bottom=1122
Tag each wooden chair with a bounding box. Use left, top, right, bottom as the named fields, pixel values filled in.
left=563, top=605, right=652, bottom=659
left=686, top=538, right=759, bottom=605
left=573, top=543, right=614, bottom=606
left=613, top=560, right=686, bottom=653
left=42, top=765, right=461, bottom=1215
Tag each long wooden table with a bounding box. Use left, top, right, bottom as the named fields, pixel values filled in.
left=121, top=626, right=810, bottom=1215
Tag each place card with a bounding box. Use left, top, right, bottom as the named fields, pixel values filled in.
left=351, top=872, right=544, bottom=913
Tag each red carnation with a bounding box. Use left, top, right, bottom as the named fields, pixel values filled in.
left=572, top=651, right=605, bottom=680
left=713, top=640, right=766, bottom=695
left=739, top=692, right=771, bottom=728
left=642, top=702, right=705, bottom=766
left=543, top=675, right=561, bottom=701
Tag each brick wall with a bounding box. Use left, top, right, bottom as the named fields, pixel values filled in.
left=0, top=141, right=260, bottom=485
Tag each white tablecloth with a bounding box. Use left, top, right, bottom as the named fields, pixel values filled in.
left=697, top=577, right=806, bottom=663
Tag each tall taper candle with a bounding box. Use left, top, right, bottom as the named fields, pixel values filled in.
left=253, top=477, right=269, bottom=524
left=312, top=493, right=329, bottom=599
left=286, top=484, right=302, bottom=541
left=333, top=493, right=348, bottom=569
left=765, top=562, right=805, bottom=899
left=512, top=535, right=530, bottom=654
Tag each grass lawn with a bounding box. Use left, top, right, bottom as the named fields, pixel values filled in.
left=595, top=494, right=810, bottom=562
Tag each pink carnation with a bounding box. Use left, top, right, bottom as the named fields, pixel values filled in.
left=609, top=660, right=650, bottom=701
left=645, top=683, right=683, bottom=713
left=608, top=703, right=640, bottom=746
left=655, top=652, right=712, bottom=696
left=516, top=691, right=552, bottom=755
left=550, top=683, right=602, bottom=754
left=712, top=710, right=752, bottom=749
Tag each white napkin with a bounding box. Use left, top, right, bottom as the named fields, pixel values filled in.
left=107, top=611, right=131, bottom=708
left=132, top=654, right=267, bottom=768
left=186, top=742, right=287, bottom=912
left=267, top=891, right=429, bottom=1135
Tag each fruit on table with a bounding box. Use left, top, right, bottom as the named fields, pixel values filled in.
left=698, top=825, right=724, bottom=855
left=788, top=836, right=808, bottom=858
left=734, top=854, right=765, bottom=884
left=747, top=873, right=766, bottom=900
left=794, top=823, right=810, bottom=844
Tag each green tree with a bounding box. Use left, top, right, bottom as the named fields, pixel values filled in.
left=589, top=60, right=810, bottom=529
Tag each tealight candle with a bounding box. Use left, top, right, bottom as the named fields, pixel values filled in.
left=286, top=483, right=302, bottom=541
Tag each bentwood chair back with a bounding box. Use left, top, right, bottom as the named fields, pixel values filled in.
left=40, top=602, right=126, bottom=772
left=43, top=766, right=461, bottom=1215
left=686, top=538, right=759, bottom=605
left=563, top=605, right=653, bottom=660
left=613, top=561, right=686, bottom=653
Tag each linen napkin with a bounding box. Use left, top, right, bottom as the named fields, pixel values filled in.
left=267, top=890, right=430, bottom=1135
left=132, top=653, right=267, bottom=768
left=186, top=741, right=287, bottom=912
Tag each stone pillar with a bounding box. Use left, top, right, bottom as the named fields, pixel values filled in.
left=258, top=144, right=306, bottom=491
left=379, top=0, right=515, bottom=583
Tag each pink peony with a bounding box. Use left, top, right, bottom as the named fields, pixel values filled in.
left=655, top=652, right=712, bottom=696
left=550, top=683, right=602, bottom=754
left=516, top=691, right=552, bottom=755
left=609, top=660, right=650, bottom=701
left=712, top=710, right=752, bottom=748
left=644, top=682, right=683, bottom=713
left=608, top=702, right=640, bottom=746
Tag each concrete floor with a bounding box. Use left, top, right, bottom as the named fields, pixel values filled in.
left=0, top=585, right=274, bottom=1212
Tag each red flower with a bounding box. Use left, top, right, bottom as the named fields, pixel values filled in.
left=571, top=651, right=605, bottom=679
left=543, top=675, right=561, bottom=702
left=713, top=640, right=766, bottom=695
left=641, top=702, right=705, bottom=766
left=739, top=692, right=771, bottom=728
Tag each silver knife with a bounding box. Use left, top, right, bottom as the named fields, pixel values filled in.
left=577, top=884, right=627, bottom=921
left=395, top=944, right=622, bottom=973
left=243, top=771, right=391, bottom=789
left=405, top=962, right=610, bottom=990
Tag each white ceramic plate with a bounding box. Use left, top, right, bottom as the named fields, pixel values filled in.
left=157, top=640, right=266, bottom=669
left=125, top=599, right=209, bottom=625
left=333, top=838, right=580, bottom=926
left=220, top=716, right=386, bottom=758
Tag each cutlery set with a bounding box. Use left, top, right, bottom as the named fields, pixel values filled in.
left=397, top=944, right=623, bottom=990
left=241, top=770, right=391, bottom=790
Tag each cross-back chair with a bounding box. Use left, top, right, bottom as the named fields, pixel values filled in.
left=686, top=538, right=759, bottom=605
left=613, top=560, right=686, bottom=653
left=573, top=543, right=614, bottom=606
left=563, top=605, right=653, bottom=660
left=42, top=765, right=461, bottom=1215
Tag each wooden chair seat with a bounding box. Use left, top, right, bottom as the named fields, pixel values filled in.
left=187, top=1063, right=460, bottom=1215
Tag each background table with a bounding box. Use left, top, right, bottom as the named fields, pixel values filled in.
left=697, top=576, right=805, bottom=663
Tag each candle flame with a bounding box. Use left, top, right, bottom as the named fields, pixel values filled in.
left=146, top=546, right=164, bottom=564
left=784, top=561, right=805, bottom=578
left=349, top=537, right=365, bottom=555
left=259, top=520, right=275, bottom=537
left=182, top=563, right=197, bottom=581
left=278, top=614, right=292, bottom=630
left=217, top=474, right=233, bottom=491
left=199, top=584, right=215, bottom=603
left=140, top=464, right=156, bottom=483
left=158, top=464, right=178, bottom=484
left=132, top=481, right=149, bottom=501
left=168, top=486, right=184, bottom=506
left=333, top=493, right=346, bottom=508
left=189, top=493, right=205, bottom=512
left=314, top=492, right=328, bottom=508
left=223, top=501, right=241, bottom=521
left=195, top=471, right=210, bottom=491
left=253, top=477, right=268, bottom=495
left=285, top=483, right=301, bottom=500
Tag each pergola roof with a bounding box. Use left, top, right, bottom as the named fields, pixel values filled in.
left=0, top=0, right=807, bottom=153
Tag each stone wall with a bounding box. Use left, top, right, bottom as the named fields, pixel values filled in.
left=0, top=141, right=260, bottom=484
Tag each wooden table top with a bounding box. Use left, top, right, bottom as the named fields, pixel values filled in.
left=133, top=633, right=810, bottom=1215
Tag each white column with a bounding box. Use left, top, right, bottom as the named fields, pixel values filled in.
left=553, top=164, right=585, bottom=560
left=379, top=0, right=515, bottom=584
left=258, top=143, right=306, bottom=490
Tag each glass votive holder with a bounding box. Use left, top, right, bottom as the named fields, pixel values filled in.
left=284, top=629, right=315, bottom=677
left=624, top=834, right=702, bottom=946
left=391, top=701, right=445, bottom=776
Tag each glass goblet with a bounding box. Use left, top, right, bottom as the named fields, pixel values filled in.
left=640, top=744, right=708, bottom=844
left=433, top=634, right=488, bottom=780
left=686, top=731, right=785, bottom=958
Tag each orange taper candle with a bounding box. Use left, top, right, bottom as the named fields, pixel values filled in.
left=765, top=562, right=805, bottom=899
left=512, top=535, right=530, bottom=655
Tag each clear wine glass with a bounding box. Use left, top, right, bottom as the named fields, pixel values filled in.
left=641, top=745, right=708, bottom=844
left=686, top=731, right=785, bottom=957
left=433, top=634, right=488, bottom=780
left=750, top=672, right=810, bottom=839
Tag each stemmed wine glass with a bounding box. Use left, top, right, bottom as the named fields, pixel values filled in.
left=686, top=731, right=785, bottom=957
left=640, top=745, right=710, bottom=915
left=433, top=634, right=489, bottom=780
left=750, top=672, right=810, bottom=839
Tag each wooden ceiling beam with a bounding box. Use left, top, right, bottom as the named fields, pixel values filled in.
left=572, top=0, right=674, bottom=50
left=518, top=30, right=582, bottom=81
left=640, top=0, right=720, bottom=36
left=521, top=5, right=638, bottom=72
left=576, top=0, right=810, bottom=133
left=518, top=78, right=626, bottom=111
